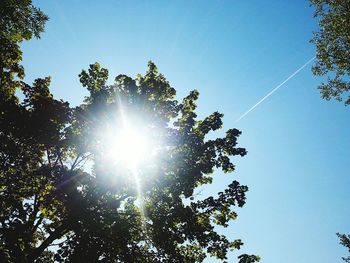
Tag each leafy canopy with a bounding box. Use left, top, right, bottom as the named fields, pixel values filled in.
left=0, top=1, right=260, bottom=262
left=0, top=0, right=48, bottom=96
left=310, top=0, right=350, bottom=105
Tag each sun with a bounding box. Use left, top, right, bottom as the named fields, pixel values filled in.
left=96, top=107, right=162, bottom=176
left=108, top=126, right=150, bottom=169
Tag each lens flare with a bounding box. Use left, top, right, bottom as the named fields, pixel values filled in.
left=96, top=103, right=163, bottom=226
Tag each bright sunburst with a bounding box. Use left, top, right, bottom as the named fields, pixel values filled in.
left=97, top=113, right=154, bottom=220
left=98, top=107, right=157, bottom=173
left=108, top=125, right=150, bottom=169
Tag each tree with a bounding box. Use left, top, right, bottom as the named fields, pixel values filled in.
left=0, top=1, right=259, bottom=263
left=337, top=233, right=350, bottom=263
left=310, top=3, right=350, bottom=261
left=310, top=0, right=350, bottom=105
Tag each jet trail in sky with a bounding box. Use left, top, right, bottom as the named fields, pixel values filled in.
left=236, top=56, right=316, bottom=122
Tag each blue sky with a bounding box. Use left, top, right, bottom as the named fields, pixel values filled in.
left=23, top=1, right=350, bottom=262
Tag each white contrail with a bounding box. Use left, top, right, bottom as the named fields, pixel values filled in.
left=236, top=56, right=315, bottom=122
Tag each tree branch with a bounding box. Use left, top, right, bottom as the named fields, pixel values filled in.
left=70, top=153, right=82, bottom=170
left=27, top=224, right=68, bottom=263
left=71, top=153, right=92, bottom=171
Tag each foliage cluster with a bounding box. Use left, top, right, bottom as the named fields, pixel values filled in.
left=310, top=0, right=350, bottom=105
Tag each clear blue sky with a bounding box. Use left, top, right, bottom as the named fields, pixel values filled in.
left=23, top=1, right=350, bottom=262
